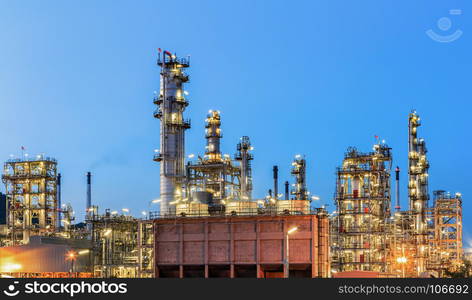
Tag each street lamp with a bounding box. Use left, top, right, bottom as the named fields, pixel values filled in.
left=285, top=226, right=298, bottom=278
left=66, top=250, right=78, bottom=278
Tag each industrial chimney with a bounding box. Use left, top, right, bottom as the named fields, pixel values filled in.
left=395, top=166, right=400, bottom=212
left=57, top=173, right=61, bottom=228
left=273, top=166, right=278, bottom=201
left=284, top=181, right=289, bottom=200
left=86, top=172, right=91, bottom=218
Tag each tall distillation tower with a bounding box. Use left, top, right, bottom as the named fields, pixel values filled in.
left=291, top=155, right=307, bottom=200
left=234, top=136, right=253, bottom=200
left=408, top=111, right=430, bottom=275
left=153, top=50, right=191, bottom=214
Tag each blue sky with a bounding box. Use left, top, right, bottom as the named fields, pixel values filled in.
left=0, top=0, right=471, bottom=240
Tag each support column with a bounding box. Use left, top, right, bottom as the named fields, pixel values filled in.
left=256, top=221, right=262, bottom=278
left=179, top=224, right=184, bottom=278
left=312, top=216, right=318, bottom=278
left=230, top=221, right=235, bottom=278
left=204, top=221, right=209, bottom=278
left=283, top=219, right=288, bottom=278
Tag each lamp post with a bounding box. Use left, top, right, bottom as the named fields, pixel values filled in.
left=285, top=226, right=298, bottom=278
left=66, top=250, right=78, bottom=278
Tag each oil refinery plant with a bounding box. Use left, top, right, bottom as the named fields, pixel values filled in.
left=0, top=51, right=464, bottom=278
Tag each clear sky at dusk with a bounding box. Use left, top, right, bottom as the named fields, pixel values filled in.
left=0, top=1, right=471, bottom=242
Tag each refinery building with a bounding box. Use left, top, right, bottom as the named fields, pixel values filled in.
left=0, top=51, right=464, bottom=278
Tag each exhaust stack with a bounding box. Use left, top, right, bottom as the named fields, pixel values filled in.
left=285, top=181, right=289, bottom=200
left=395, top=167, right=400, bottom=212
left=86, top=172, right=91, bottom=217
left=57, top=173, right=61, bottom=228
left=273, top=166, right=278, bottom=201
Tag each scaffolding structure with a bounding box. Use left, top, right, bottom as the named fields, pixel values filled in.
left=2, top=156, right=58, bottom=245
left=88, top=208, right=154, bottom=278
left=332, top=144, right=392, bottom=273
left=428, top=191, right=463, bottom=275
left=184, top=111, right=253, bottom=215
left=234, top=136, right=253, bottom=200
left=290, top=155, right=307, bottom=200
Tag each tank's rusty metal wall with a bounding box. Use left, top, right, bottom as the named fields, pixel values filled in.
left=153, top=214, right=329, bottom=278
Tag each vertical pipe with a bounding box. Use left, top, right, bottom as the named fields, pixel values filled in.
left=395, top=167, right=400, bottom=212
left=285, top=181, right=289, bottom=200
left=57, top=173, right=62, bottom=228
left=273, top=166, right=278, bottom=201
left=86, top=172, right=91, bottom=216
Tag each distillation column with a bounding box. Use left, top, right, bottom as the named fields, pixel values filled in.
left=235, top=136, right=253, bottom=200
left=154, top=50, right=191, bottom=214
left=291, top=155, right=307, bottom=200
left=408, top=111, right=430, bottom=275
left=205, top=110, right=222, bottom=162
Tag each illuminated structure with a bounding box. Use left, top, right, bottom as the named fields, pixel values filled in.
left=234, top=136, right=253, bottom=200
left=407, top=111, right=430, bottom=275
left=185, top=111, right=252, bottom=215
left=332, top=143, right=392, bottom=273
left=0, top=52, right=467, bottom=279
left=153, top=50, right=191, bottom=215
left=2, top=155, right=58, bottom=244
left=290, top=155, right=307, bottom=200
left=429, top=191, right=463, bottom=275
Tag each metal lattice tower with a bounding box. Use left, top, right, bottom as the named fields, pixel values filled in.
left=2, top=155, right=58, bottom=244
left=153, top=50, right=191, bottom=215
left=333, top=144, right=392, bottom=273
left=408, top=110, right=430, bottom=275
left=234, top=136, right=253, bottom=200
left=431, top=191, right=463, bottom=274
left=291, top=155, right=307, bottom=200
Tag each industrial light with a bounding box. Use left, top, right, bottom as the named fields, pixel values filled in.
left=188, top=154, right=195, bottom=158
left=287, top=227, right=298, bottom=235
left=66, top=250, right=78, bottom=260
left=152, top=199, right=162, bottom=203
left=311, top=196, right=320, bottom=201
left=141, top=211, right=147, bottom=216
left=396, top=257, right=407, bottom=263
left=103, top=229, right=112, bottom=237
left=122, top=208, right=129, bottom=213
left=78, top=249, right=90, bottom=255
left=0, top=263, right=22, bottom=272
